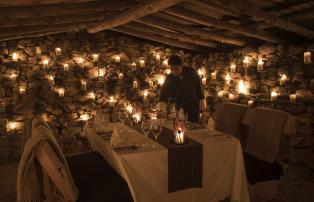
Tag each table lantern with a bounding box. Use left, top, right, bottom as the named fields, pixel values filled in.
left=173, top=108, right=186, bottom=144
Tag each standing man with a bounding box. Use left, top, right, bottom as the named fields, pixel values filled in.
left=159, top=55, right=206, bottom=122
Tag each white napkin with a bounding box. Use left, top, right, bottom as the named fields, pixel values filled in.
left=110, top=127, right=128, bottom=147
left=207, top=117, right=215, bottom=133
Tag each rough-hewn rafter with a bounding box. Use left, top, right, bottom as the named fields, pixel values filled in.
left=0, top=1, right=133, bottom=19
left=137, top=16, right=246, bottom=46
left=111, top=26, right=207, bottom=52
left=0, top=22, right=90, bottom=38
left=0, top=0, right=96, bottom=7
left=164, top=6, right=283, bottom=43
left=87, top=0, right=182, bottom=33
left=193, top=0, right=314, bottom=39
left=126, top=22, right=218, bottom=48
left=0, top=12, right=113, bottom=28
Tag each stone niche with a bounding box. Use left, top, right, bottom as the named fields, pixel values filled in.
left=0, top=31, right=313, bottom=181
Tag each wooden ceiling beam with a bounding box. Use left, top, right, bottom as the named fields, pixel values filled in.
left=0, top=22, right=90, bottom=38
left=0, top=29, right=73, bottom=42
left=125, top=22, right=218, bottom=48
left=164, top=6, right=283, bottom=43
left=0, top=1, right=134, bottom=19
left=87, top=0, right=182, bottom=33
left=251, top=7, right=314, bottom=30
left=0, top=12, right=113, bottom=28
left=111, top=26, right=207, bottom=52
left=137, top=15, right=246, bottom=46
left=195, top=0, right=314, bottom=39
left=0, top=0, right=96, bottom=7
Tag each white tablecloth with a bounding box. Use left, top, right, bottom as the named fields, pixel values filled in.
left=85, top=122, right=250, bottom=202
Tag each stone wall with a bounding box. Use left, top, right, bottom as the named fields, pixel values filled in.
left=193, top=43, right=314, bottom=180
left=0, top=31, right=194, bottom=159
left=0, top=31, right=313, bottom=180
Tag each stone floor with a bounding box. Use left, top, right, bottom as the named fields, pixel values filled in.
left=0, top=163, right=314, bottom=202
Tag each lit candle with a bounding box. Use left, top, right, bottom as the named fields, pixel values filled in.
left=290, top=94, right=297, bottom=103
left=93, top=53, right=99, bottom=62
left=304, top=51, right=312, bottom=64
left=202, top=77, right=207, bottom=85
left=6, top=121, right=21, bottom=131
left=238, top=80, right=249, bottom=95
left=164, top=68, right=171, bottom=75
left=131, top=62, right=136, bottom=70
left=63, top=63, right=69, bottom=71
left=163, top=59, right=168, bottom=66
left=58, top=88, right=65, bottom=97
left=143, top=90, right=148, bottom=101
left=88, top=92, right=95, bottom=100
left=55, top=47, right=61, bottom=55
left=218, top=90, right=224, bottom=97
left=81, top=81, right=87, bottom=91
left=48, top=75, right=54, bottom=85
left=139, top=59, right=145, bottom=67
left=225, top=74, right=231, bottom=85
left=118, top=73, right=124, bottom=80
left=211, top=71, right=217, bottom=80
left=9, top=73, right=18, bottom=81
left=229, top=93, right=235, bottom=100
left=98, top=68, right=105, bottom=78
left=126, top=104, right=133, bottom=113
left=12, top=52, right=18, bottom=62
left=175, top=130, right=185, bottom=144
left=157, top=74, right=166, bottom=86
left=80, top=114, right=90, bottom=121
left=280, top=74, right=287, bottom=85
left=198, top=68, right=206, bottom=78
left=108, top=96, right=116, bottom=106
left=156, top=54, right=160, bottom=61
left=77, top=58, right=84, bottom=67
left=133, top=80, right=138, bottom=88
left=230, top=63, right=236, bottom=73
left=115, top=55, right=120, bottom=63
left=243, top=56, right=250, bottom=68
left=248, top=100, right=254, bottom=107
left=271, top=91, right=278, bottom=101
left=43, top=59, right=49, bottom=68
left=19, top=86, right=26, bottom=94
left=132, top=113, right=142, bottom=124
left=257, top=58, right=264, bottom=71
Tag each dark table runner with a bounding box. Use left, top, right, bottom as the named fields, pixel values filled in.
left=129, top=123, right=203, bottom=193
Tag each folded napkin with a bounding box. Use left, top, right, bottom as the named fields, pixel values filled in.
left=110, top=127, right=128, bottom=148
left=207, top=117, right=215, bottom=133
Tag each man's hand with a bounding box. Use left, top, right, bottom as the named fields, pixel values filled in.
left=199, top=99, right=207, bottom=111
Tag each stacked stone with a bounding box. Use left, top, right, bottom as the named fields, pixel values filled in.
left=0, top=31, right=193, bottom=157
left=193, top=44, right=314, bottom=180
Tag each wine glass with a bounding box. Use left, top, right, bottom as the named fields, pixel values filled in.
left=118, top=110, right=127, bottom=125
left=141, top=118, right=151, bottom=138
left=151, top=119, right=163, bottom=143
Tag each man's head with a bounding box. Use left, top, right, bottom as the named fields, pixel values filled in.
left=168, top=55, right=183, bottom=77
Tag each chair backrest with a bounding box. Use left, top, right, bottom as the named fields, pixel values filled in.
left=34, top=141, right=78, bottom=201
left=244, top=107, right=294, bottom=163
left=19, top=117, right=78, bottom=202
left=216, top=102, right=248, bottom=136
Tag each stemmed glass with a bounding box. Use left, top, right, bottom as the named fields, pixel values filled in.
left=141, top=117, right=151, bottom=138
left=118, top=110, right=127, bottom=125
left=151, top=119, right=163, bottom=144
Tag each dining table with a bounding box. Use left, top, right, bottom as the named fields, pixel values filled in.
left=85, top=120, right=250, bottom=202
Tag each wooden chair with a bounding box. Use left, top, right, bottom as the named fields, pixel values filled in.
left=240, top=108, right=296, bottom=202
left=21, top=119, right=133, bottom=202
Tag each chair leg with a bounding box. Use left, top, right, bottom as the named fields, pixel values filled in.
left=249, top=180, right=279, bottom=202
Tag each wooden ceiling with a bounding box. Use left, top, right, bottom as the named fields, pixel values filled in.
left=1, top=0, right=314, bottom=52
